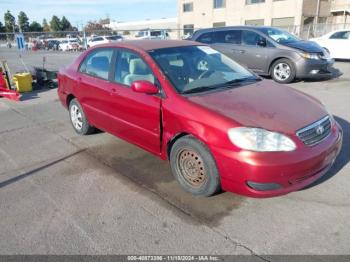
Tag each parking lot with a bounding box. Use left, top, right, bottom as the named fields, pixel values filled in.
left=0, top=48, right=350, bottom=257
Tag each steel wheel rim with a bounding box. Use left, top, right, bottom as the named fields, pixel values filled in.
left=177, top=149, right=207, bottom=188
left=274, top=63, right=291, bottom=81
left=70, top=105, right=83, bottom=131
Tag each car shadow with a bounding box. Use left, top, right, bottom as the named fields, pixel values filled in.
left=304, top=116, right=350, bottom=189
left=20, top=82, right=57, bottom=101
left=261, top=66, right=343, bottom=83
left=86, top=136, right=246, bottom=227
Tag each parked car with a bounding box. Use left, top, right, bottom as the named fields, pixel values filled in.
left=59, top=39, right=80, bottom=51
left=135, top=30, right=169, bottom=40
left=47, top=40, right=60, bottom=51
left=191, top=26, right=335, bottom=83
left=58, top=40, right=342, bottom=198
left=310, top=29, right=350, bottom=59
left=87, top=35, right=123, bottom=48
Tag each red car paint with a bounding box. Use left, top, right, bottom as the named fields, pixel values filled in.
left=58, top=40, right=342, bottom=198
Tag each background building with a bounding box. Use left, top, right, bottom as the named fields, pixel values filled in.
left=108, top=18, right=178, bottom=39
left=178, top=0, right=350, bottom=38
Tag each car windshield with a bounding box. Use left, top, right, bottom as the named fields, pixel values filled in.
left=259, top=28, right=299, bottom=43
left=149, top=45, right=258, bottom=94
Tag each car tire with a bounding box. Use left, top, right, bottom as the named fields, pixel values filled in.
left=69, top=99, right=95, bottom=135
left=271, top=58, right=296, bottom=84
left=170, top=135, right=221, bottom=197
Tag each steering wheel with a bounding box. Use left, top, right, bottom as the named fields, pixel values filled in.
left=276, top=38, right=284, bottom=43
left=198, top=69, right=214, bottom=79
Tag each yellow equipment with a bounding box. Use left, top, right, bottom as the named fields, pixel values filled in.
left=12, top=73, right=32, bottom=93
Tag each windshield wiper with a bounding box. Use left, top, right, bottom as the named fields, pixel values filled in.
left=182, top=85, right=220, bottom=94
left=182, top=77, right=261, bottom=95
left=221, top=77, right=262, bottom=87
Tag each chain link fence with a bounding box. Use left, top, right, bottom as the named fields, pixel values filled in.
left=0, top=22, right=349, bottom=50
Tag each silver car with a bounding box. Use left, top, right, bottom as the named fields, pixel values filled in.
left=191, top=26, right=335, bottom=83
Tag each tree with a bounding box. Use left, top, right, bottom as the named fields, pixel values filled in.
left=0, top=21, right=5, bottom=33
left=60, top=16, right=72, bottom=31
left=84, top=21, right=109, bottom=32
left=50, top=15, right=61, bottom=31
left=29, top=21, right=43, bottom=32
left=42, top=19, right=50, bottom=32
left=4, top=10, right=16, bottom=33
left=18, top=11, right=30, bottom=32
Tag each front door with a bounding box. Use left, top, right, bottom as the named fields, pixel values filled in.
left=239, top=30, right=272, bottom=74
left=108, top=48, right=162, bottom=155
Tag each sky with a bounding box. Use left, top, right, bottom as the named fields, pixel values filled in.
left=0, top=0, right=177, bottom=28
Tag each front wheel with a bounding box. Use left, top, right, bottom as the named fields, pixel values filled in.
left=69, top=99, right=95, bottom=135
left=170, top=136, right=221, bottom=197
left=271, top=58, right=296, bottom=84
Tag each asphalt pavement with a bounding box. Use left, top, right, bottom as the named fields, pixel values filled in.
left=0, top=48, right=349, bottom=257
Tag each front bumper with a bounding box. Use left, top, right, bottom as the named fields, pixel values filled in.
left=295, top=58, right=335, bottom=79
left=213, top=123, right=343, bottom=198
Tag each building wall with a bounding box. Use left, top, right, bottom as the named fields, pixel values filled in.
left=178, top=0, right=346, bottom=36
left=108, top=18, right=179, bottom=39
left=330, top=0, right=350, bottom=24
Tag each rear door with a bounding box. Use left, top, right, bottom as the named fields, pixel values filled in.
left=108, top=48, right=162, bottom=155
left=75, top=48, right=115, bottom=131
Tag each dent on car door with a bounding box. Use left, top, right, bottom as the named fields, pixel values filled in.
left=76, top=48, right=115, bottom=131
left=108, top=48, right=162, bottom=155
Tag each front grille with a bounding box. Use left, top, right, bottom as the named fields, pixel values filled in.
left=296, top=116, right=332, bottom=146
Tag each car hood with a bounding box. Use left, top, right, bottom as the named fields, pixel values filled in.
left=186, top=80, right=327, bottom=135
left=282, top=40, right=324, bottom=53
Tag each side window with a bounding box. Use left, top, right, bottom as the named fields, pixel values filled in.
left=197, top=32, right=214, bottom=44
left=330, top=31, right=350, bottom=40
left=114, top=50, right=155, bottom=87
left=242, top=30, right=265, bottom=46
left=93, top=37, right=103, bottom=42
left=213, top=30, right=242, bottom=44
left=79, top=49, right=114, bottom=80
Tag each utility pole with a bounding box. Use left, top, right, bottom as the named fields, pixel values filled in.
left=315, top=0, right=321, bottom=24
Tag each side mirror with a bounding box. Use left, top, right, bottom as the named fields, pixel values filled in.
left=131, top=80, right=159, bottom=95
left=257, top=39, right=267, bottom=47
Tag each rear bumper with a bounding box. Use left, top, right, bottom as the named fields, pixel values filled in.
left=295, top=58, right=334, bottom=79
left=212, top=123, right=343, bottom=198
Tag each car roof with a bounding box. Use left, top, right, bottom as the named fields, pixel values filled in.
left=195, top=26, right=275, bottom=32
left=96, top=40, right=201, bottom=51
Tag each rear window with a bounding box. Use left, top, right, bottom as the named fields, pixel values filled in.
left=106, top=36, right=121, bottom=40
left=197, top=32, right=214, bottom=44
left=79, top=49, right=114, bottom=80
left=150, top=31, right=162, bottom=37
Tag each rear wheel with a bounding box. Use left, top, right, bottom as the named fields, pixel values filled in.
left=69, top=99, right=95, bottom=135
left=170, top=136, right=221, bottom=197
left=271, top=58, right=296, bottom=84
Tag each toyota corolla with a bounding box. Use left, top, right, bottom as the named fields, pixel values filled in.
left=57, top=40, right=343, bottom=198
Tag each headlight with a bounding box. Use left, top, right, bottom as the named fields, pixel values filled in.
left=299, top=52, right=320, bottom=60
left=228, top=127, right=296, bottom=152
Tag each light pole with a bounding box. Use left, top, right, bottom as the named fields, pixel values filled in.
left=315, top=0, right=321, bottom=24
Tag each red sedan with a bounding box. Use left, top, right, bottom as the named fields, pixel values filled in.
left=58, top=40, right=343, bottom=198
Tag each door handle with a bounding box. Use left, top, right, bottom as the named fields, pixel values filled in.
left=232, top=49, right=245, bottom=54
